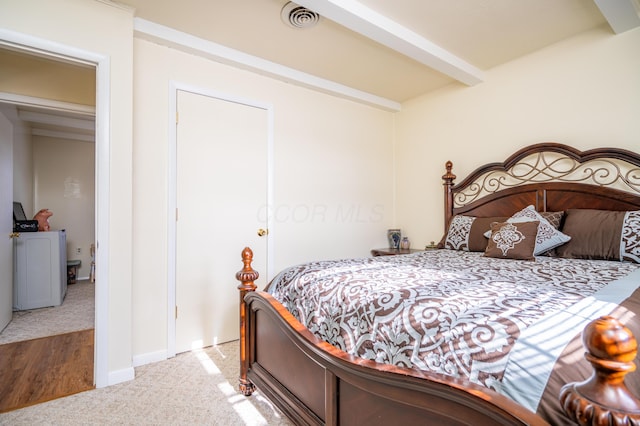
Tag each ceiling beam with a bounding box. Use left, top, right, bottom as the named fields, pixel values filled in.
left=32, top=128, right=95, bottom=143
left=0, top=91, right=95, bottom=116
left=134, top=18, right=401, bottom=111
left=294, top=0, right=484, bottom=86
left=594, top=0, right=640, bottom=34
left=17, top=109, right=95, bottom=131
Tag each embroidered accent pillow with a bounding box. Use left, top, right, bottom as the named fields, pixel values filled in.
left=555, top=209, right=640, bottom=263
left=484, top=206, right=570, bottom=255
left=509, top=206, right=571, bottom=255
left=484, top=221, right=539, bottom=261
left=442, top=215, right=509, bottom=251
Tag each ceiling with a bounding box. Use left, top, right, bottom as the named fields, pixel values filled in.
left=117, top=0, right=640, bottom=107
left=2, top=0, right=639, bottom=141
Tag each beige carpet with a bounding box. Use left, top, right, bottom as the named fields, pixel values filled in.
left=0, top=282, right=293, bottom=425
left=0, top=280, right=95, bottom=344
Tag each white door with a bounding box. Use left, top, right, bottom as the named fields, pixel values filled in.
left=175, top=89, right=268, bottom=353
left=0, top=111, right=13, bottom=331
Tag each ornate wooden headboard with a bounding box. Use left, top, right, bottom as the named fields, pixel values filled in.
left=442, top=142, right=640, bottom=233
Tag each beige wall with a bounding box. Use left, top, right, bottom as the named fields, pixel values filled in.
left=395, top=25, right=640, bottom=249
left=132, top=38, right=395, bottom=357
left=0, top=49, right=95, bottom=106
left=33, top=137, right=95, bottom=278
left=1, top=0, right=134, bottom=382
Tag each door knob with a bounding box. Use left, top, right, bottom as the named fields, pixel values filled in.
left=257, top=228, right=269, bottom=237
left=9, top=232, right=19, bottom=238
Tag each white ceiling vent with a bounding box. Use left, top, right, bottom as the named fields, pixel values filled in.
left=281, top=2, right=321, bottom=29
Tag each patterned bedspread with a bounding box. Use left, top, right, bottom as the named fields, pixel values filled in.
left=266, top=250, right=638, bottom=390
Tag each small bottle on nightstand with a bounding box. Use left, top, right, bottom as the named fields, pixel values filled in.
left=400, top=237, right=410, bottom=249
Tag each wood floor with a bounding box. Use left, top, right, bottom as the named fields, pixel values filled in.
left=0, top=329, right=94, bottom=413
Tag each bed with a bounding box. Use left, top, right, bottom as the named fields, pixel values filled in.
left=236, top=143, right=640, bottom=425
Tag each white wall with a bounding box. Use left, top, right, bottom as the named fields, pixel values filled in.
left=3, top=106, right=33, bottom=216
left=395, top=25, right=640, bottom=248
left=11, top=129, right=32, bottom=216
left=33, top=137, right=95, bottom=278
left=132, top=38, right=395, bottom=358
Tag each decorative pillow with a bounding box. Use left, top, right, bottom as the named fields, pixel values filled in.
left=443, top=215, right=508, bottom=251
left=484, top=206, right=571, bottom=255
left=539, top=211, right=564, bottom=229
left=555, top=209, right=640, bottom=263
left=484, top=221, right=539, bottom=261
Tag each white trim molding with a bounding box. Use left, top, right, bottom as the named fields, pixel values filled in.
left=132, top=350, right=168, bottom=368
left=134, top=18, right=401, bottom=112
left=107, top=367, right=135, bottom=386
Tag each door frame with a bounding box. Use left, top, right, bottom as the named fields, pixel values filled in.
left=167, top=81, right=274, bottom=358
left=0, top=29, right=110, bottom=388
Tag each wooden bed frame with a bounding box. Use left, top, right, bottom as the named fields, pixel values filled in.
left=236, top=143, right=640, bottom=425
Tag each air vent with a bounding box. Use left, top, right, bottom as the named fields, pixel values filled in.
left=281, top=2, right=321, bottom=29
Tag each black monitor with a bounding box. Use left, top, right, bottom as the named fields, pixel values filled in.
left=13, top=202, right=27, bottom=221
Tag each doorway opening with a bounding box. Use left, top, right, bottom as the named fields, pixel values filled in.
left=0, top=29, right=110, bottom=396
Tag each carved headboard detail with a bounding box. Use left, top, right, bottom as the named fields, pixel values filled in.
left=442, top=143, right=640, bottom=232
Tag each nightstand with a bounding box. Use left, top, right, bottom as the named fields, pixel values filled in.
left=371, top=248, right=422, bottom=257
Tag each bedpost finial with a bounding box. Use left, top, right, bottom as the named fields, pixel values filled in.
left=442, top=161, right=456, bottom=182
left=236, top=247, right=259, bottom=290
left=241, top=247, right=253, bottom=270
left=559, top=316, right=640, bottom=424
left=583, top=316, right=637, bottom=364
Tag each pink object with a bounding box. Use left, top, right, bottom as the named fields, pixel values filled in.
left=33, top=209, right=53, bottom=231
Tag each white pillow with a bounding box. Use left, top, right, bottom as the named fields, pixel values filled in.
left=484, top=205, right=570, bottom=255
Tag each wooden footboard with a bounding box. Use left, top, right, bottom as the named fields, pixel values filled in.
left=237, top=248, right=546, bottom=425
left=236, top=247, right=640, bottom=426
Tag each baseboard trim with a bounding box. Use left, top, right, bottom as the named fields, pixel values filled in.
left=132, top=349, right=168, bottom=368
left=107, top=366, right=134, bottom=386
left=105, top=350, right=167, bottom=387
